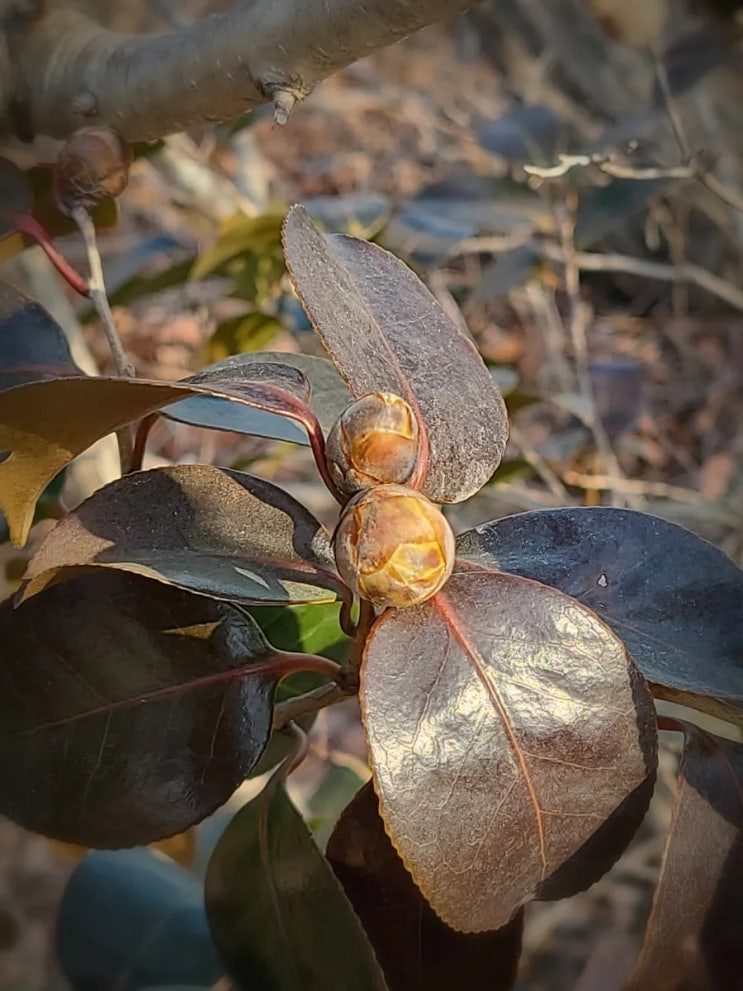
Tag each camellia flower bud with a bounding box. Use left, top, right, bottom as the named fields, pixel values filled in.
left=326, top=392, right=419, bottom=496
left=55, top=127, right=131, bottom=216
left=333, top=484, right=455, bottom=609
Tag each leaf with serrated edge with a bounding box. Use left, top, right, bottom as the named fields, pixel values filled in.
left=205, top=756, right=388, bottom=991
left=327, top=780, right=523, bottom=990
left=625, top=723, right=743, bottom=991
left=0, top=572, right=276, bottom=847
left=456, top=508, right=743, bottom=724
left=20, top=465, right=341, bottom=606
left=282, top=204, right=508, bottom=503
left=0, top=362, right=318, bottom=547
left=360, top=571, right=657, bottom=932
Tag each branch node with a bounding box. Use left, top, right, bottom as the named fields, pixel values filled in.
left=71, top=91, right=99, bottom=119
left=270, top=87, right=297, bottom=126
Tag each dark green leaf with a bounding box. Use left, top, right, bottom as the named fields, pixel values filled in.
left=282, top=204, right=508, bottom=503
left=0, top=279, right=82, bottom=389
left=205, top=760, right=388, bottom=991
left=0, top=572, right=275, bottom=846
left=477, top=104, right=567, bottom=164
left=383, top=174, right=547, bottom=264
left=456, top=508, right=743, bottom=724
left=57, top=849, right=222, bottom=991
left=576, top=178, right=669, bottom=250
left=0, top=158, right=33, bottom=238
left=327, top=781, right=524, bottom=991
left=162, top=351, right=351, bottom=444
left=626, top=723, right=743, bottom=991
left=361, top=571, right=657, bottom=931
left=470, top=248, right=541, bottom=302
left=307, top=759, right=367, bottom=849
left=21, top=464, right=341, bottom=606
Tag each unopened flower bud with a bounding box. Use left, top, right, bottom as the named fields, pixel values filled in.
left=333, top=484, right=455, bottom=609
left=55, top=127, right=131, bottom=215
left=326, top=392, right=419, bottom=496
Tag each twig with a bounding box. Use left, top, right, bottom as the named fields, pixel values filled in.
left=508, top=423, right=571, bottom=502
left=555, top=192, right=632, bottom=508
left=71, top=206, right=134, bottom=379
left=71, top=205, right=135, bottom=474
left=272, top=681, right=354, bottom=732
left=535, top=242, right=743, bottom=313
left=561, top=470, right=742, bottom=528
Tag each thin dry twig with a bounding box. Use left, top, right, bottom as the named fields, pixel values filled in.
left=272, top=682, right=354, bottom=732
left=535, top=243, right=743, bottom=313
left=562, top=470, right=742, bottom=529
left=72, top=205, right=135, bottom=473
left=555, top=192, right=634, bottom=508
left=508, top=423, right=571, bottom=502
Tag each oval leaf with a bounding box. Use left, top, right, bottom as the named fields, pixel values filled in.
left=0, top=279, right=83, bottom=389
left=0, top=159, right=33, bottom=238
left=162, top=351, right=352, bottom=443
left=327, top=780, right=524, bottom=990
left=626, top=723, right=743, bottom=991
left=360, top=571, right=657, bottom=932
left=57, top=849, right=222, bottom=991
left=205, top=760, right=388, bottom=991
left=0, top=572, right=276, bottom=847
left=456, top=508, right=743, bottom=723
left=20, top=464, right=341, bottom=606
left=0, top=364, right=320, bottom=547
left=282, top=204, right=508, bottom=503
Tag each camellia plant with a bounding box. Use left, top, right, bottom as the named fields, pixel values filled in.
left=0, top=184, right=742, bottom=988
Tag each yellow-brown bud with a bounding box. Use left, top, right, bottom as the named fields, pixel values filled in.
left=333, top=484, right=455, bottom=609
left=326, top=392, right=419, bottom=496
left=55, top=128, right=131, bottom=215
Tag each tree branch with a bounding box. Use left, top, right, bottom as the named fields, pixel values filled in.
left=6, top=0, right=484, bottom=142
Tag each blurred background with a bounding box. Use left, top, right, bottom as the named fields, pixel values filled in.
left=1, top=0, right=741, bottom=987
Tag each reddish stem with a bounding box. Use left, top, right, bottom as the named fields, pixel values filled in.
left=407, top=413, right=431, bottom=493
left=10, top=213, right=89, bottom=296
left=11, top=649, right=345, bottom=739
left=131, top=413, right=159, bottom=472
left=300, top=408, right=346, bottom=505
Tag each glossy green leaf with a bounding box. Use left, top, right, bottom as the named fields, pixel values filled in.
left=0, top=279, right=82, bottom=390
left=21, top=464, right=341, bottom=606
left=327, top=782, right=524, bottom=990
left=57, top=849, right=222, bottom=991
left=205, top=757, right=388, bottom=991
left=626, top=723, right=743, bottom=991
left=456, top=508, right=743, bottom=725
left=0, top=572, right=276, bottom=847
left=361, top=571, right=657, bottom=932
left=0, top=359, right=319, bottom=547
left=162, top=351, right=351, bottom=444
left=282, top=204, right=508, bottom=503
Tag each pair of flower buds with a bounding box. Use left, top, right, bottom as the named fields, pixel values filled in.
left=328, top=393, right=455, bottom=610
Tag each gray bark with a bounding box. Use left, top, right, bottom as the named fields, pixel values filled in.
left=0, top=0, right=485, bottom=141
